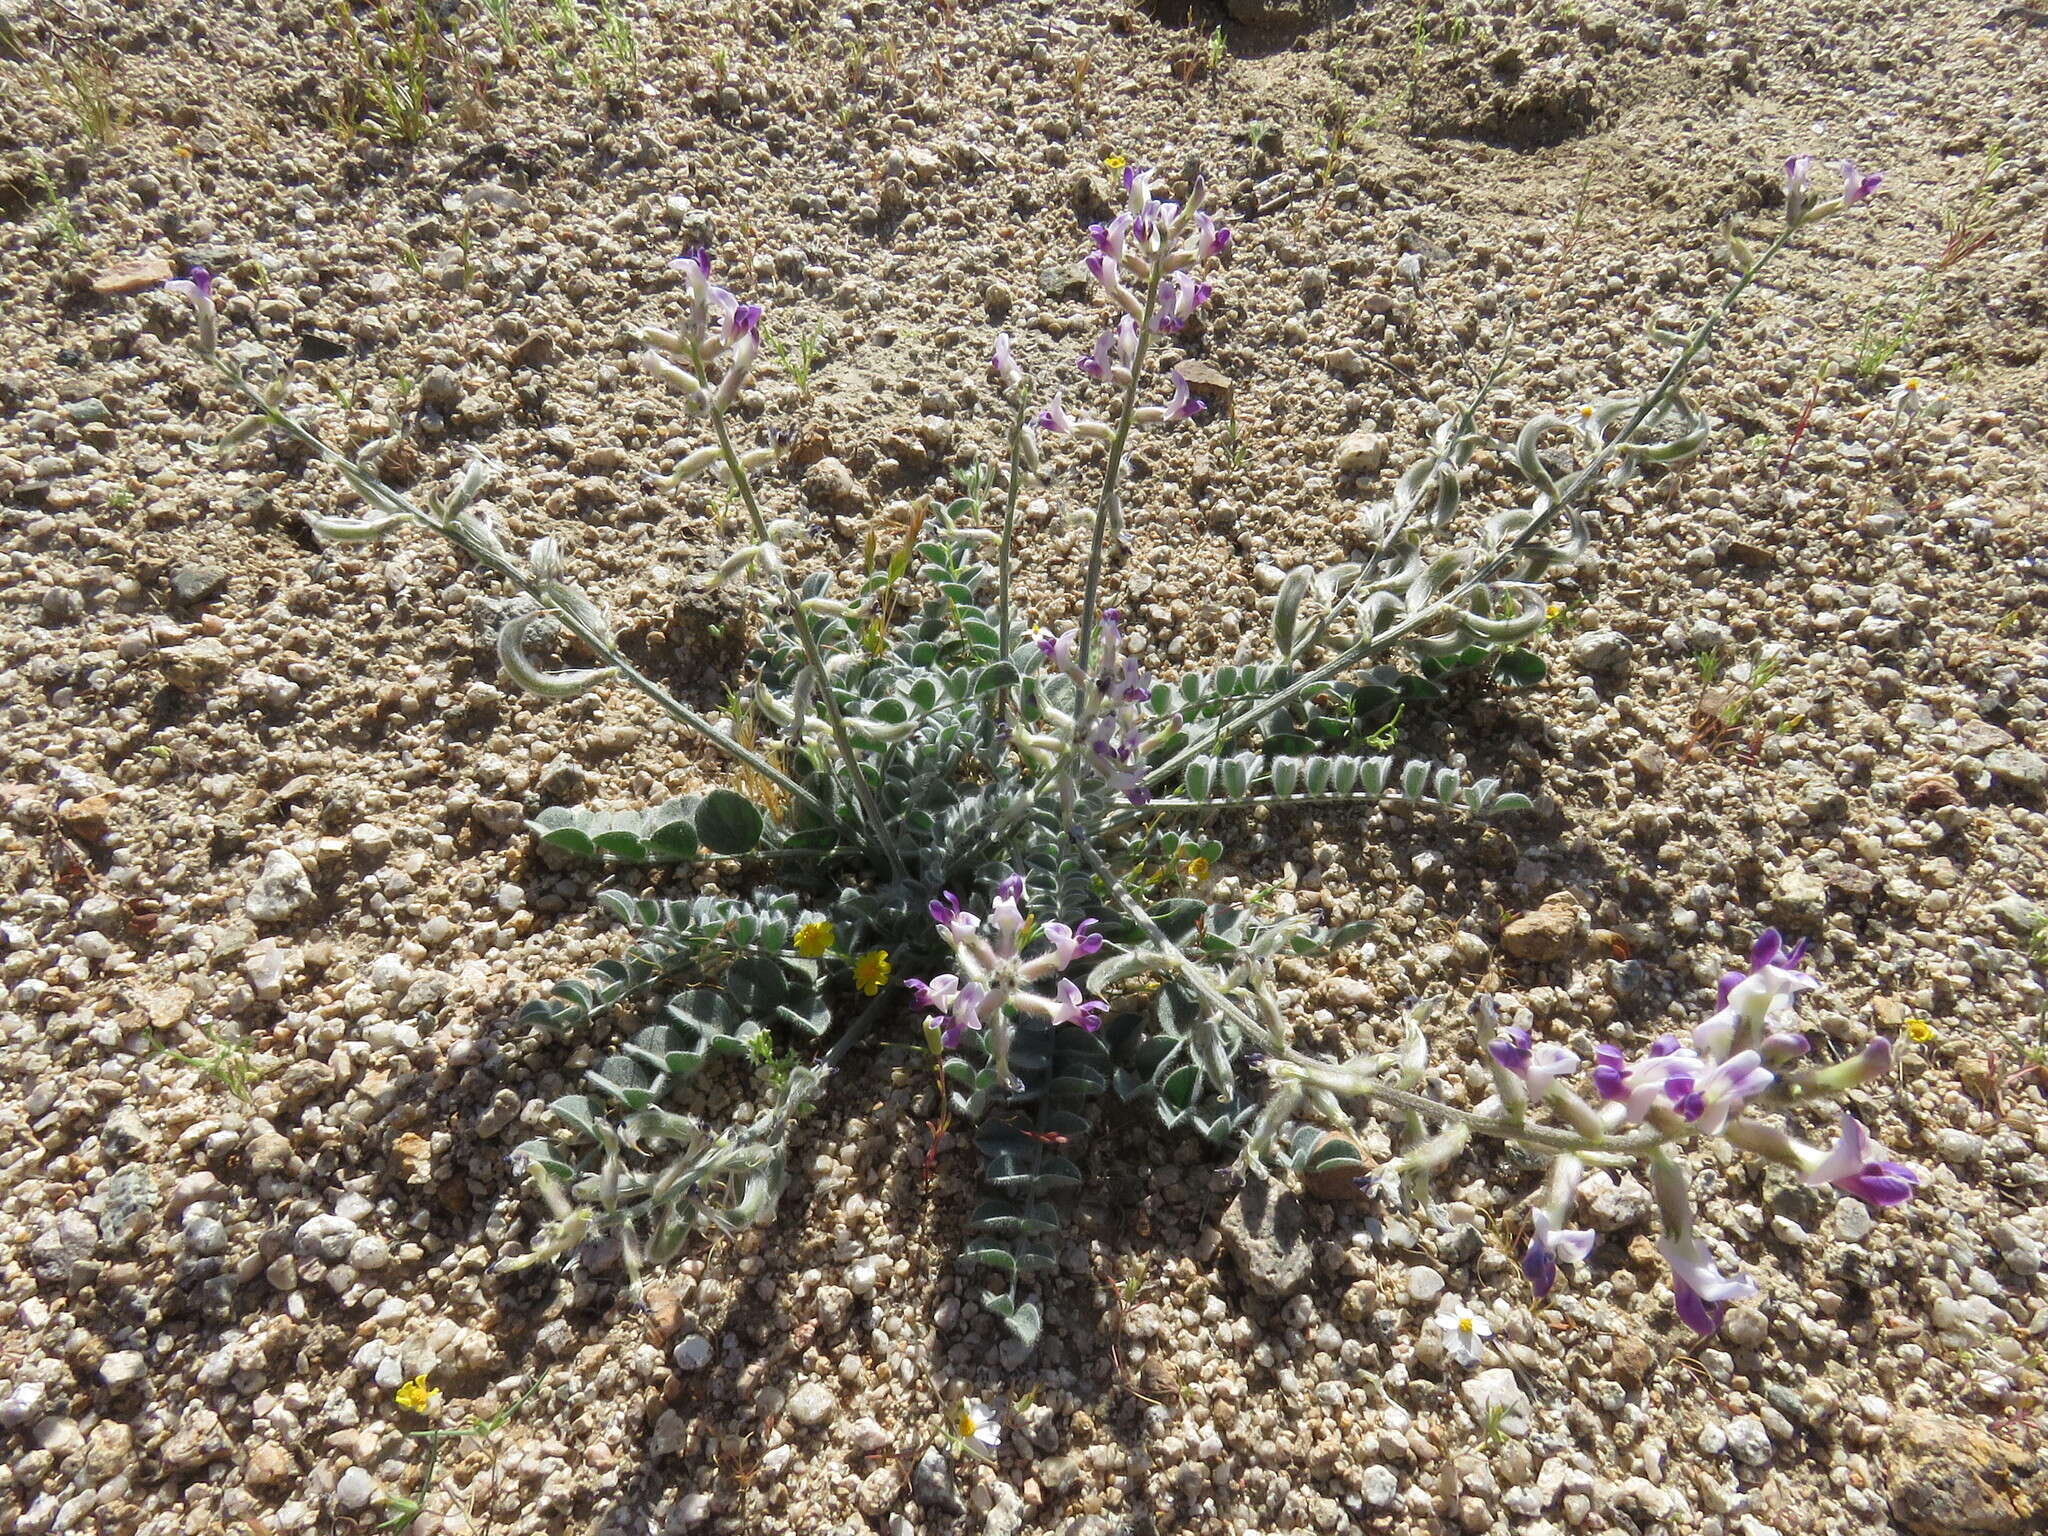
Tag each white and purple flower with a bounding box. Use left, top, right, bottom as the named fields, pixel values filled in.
left=992, top=333, right=1022, bottom=390
left=1035, top=609, right=1180, bottom=806
left=1658, top=1231, right=1759, bottom=1337
left=1693, top=927, right=1816, bottom=1060
left=1488, top=1026, right=1582, bottom=1102
left=1657, top=1050, right=1774, bottom=1136
left=1523, top=1207, right=1599, bottom=1300
left=1799, top=1114, right=1920, bottom=1207
left=1841, top=161, right=1884, bottom=206
left=906, top=877, right=1110, bottom=1088
left=163, top=265, right=218, bottom=353
left=642, top=247, right=765, bottom=417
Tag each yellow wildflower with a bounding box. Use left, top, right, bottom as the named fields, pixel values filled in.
left=1103, top=152, right=1127, bottom=172
left=1903, top=1018, right=1936, bottom=1045
left=1184, top=856, right=1211, bottom=883
left=793, top=920, right=836, bottom=959
left=395, top=1374, right=440, bottom=1415
left=853, top=950, right=892, bottom=997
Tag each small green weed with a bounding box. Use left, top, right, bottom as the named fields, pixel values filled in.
left=765, top=321, right=826, bottom=395
left=150, top=1026, right=270, bottom=1103
left=49, top=43, right=125, bottom=145
left=30, top=161, right=84, bottom=250
left=383, top=1372, right=549, bottom=1534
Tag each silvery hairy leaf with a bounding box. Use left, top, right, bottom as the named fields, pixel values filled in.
left=497, top=609, right=616, bottom=699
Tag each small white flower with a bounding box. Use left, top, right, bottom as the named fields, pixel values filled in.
left=1436, top=1300, right=1493, bottom=1367
left=1887, top=376, right=1927, bottom=417
left=953, top=1397, right=1001, bottom=1459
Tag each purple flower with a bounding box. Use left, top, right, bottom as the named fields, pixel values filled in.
left=1660, top=1050, right=1773, bottom=1135
left=1656, top=1233, right=1758, bottom=1337
left=1048, top=978, right=1106, bottom=1032
left=1192, top=211, right=1231, bottom=261
left=1078, top=333, right=1113, bottom=381
left=163, top=267, right=219, bottom=352
left=1784, top=154, right=1819, bottom=223
left=1489, top=1027, right=1582, bottom=1101
left=1038, top=396, right=1075, bottom=435
left=1522, top=1209, right=1598, bottom=1300
left=727, top=303, right=763, bottom=340
left=1090, top=213, right=1134, bottom=262
left=1696, top=931, right=1817, bottom=1060
left=1152, top=270, right=1214, bottom=333
left=1592, top=1043, right=1628, bottom=1102
left=1841, top=161, right=1883, bottom=206
left=1163, top=368, right=1204, bottom=422
left=671, top=248, right=712, bottom=280
left=1596, top=1037, right=1706, bottom=1124
left=1800, top=1114, right=1919, bottom=1207
left=1042, top=920, right=1102, bottom=969
left=927, top=891, right=979, bottom=944
left=992, top=332, right=1021, bottom=388
left=1081, top=333, right=1114, bottom=382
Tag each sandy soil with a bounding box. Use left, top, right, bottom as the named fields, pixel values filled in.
left=4, top=1, right=2048, bottom=1533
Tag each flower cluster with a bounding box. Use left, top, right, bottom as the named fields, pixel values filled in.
left=1490, top=931, right=1919, bottom=1335
left=1034, top=609, right=1179, bottom=806
left=1784, top=155, right=1883, bottom=228
left=1038, top=165, right=1228, bottom=438
left=163, top=265, right=217, bottom=355
left=636, top=249, right=764, bottom=428
left=906, top=876, right=1107, bottom=1090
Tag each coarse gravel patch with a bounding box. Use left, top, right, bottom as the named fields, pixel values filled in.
left=3, top=2, right=2047, bottom=1534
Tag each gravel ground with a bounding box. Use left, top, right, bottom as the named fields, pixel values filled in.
left=5, top=1, right=2048, bottom=1533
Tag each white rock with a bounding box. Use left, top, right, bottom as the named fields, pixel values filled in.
left=1332, top=428, right=1387, bottom=476
left=245, top=850, right=316, bottom=923
left=1461, top=1368, right=1530, bottom=1437
left=1834, top=1198, right=1874, bottom=1242
left=0, top=1380, right=47, bottom=1428
left=787, top=1381, right=837, bottom=1428
left=1362, top=1465, right=1400, bottom=1508
left=845, top=1415, right=892, bottom=1453
left=99, top=1351, right=147, bottom=1387
left=350, top=823, right=394, bottom=863
left=1405, top=1265, right=1444, bottom=1305
left=335, top=1466, right=376, bottom=1510
left=673, top=1335, right=712, bottom=1370
left=1724, top=1413, right=1773, bottom=1465
left=1582, top=1171, right=1653, bottom=1230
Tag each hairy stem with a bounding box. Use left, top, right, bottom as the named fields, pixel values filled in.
left=1086, top=844, right=1669, bottom=1161
left=1147, top=227, right=1798, bottom=788
left=1075, top=262, right=1166, bottom=677
left=209, top=357, right=832, bottom=827
left=991, top=398, right=1032, bottom=750
left=707, top=409, right=909, bottom=883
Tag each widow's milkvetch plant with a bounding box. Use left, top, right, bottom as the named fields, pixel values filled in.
left=157, top=155, right=1915, bottom=1350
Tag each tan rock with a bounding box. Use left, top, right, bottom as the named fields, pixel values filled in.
left=92, top=256, right=176, bottom=295
left=1889, top=1409, right=2048, bottom=1535
left=1501, top=893, right=1585, bottom=963
left=245, top=1440, right=295, bottom=1487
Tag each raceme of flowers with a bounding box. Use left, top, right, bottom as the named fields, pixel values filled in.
left=636, top=250, right=773, bottom=488
left=1033, top=609, right=1179, bottom=807
left=906, top=876, right=1107, bottom=1091
left=1493, top=930, right=1919, bottom=1335
left=1783, top=154, right=1883, bottom=229
left=1036, top=164, right=1227, bottom=438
